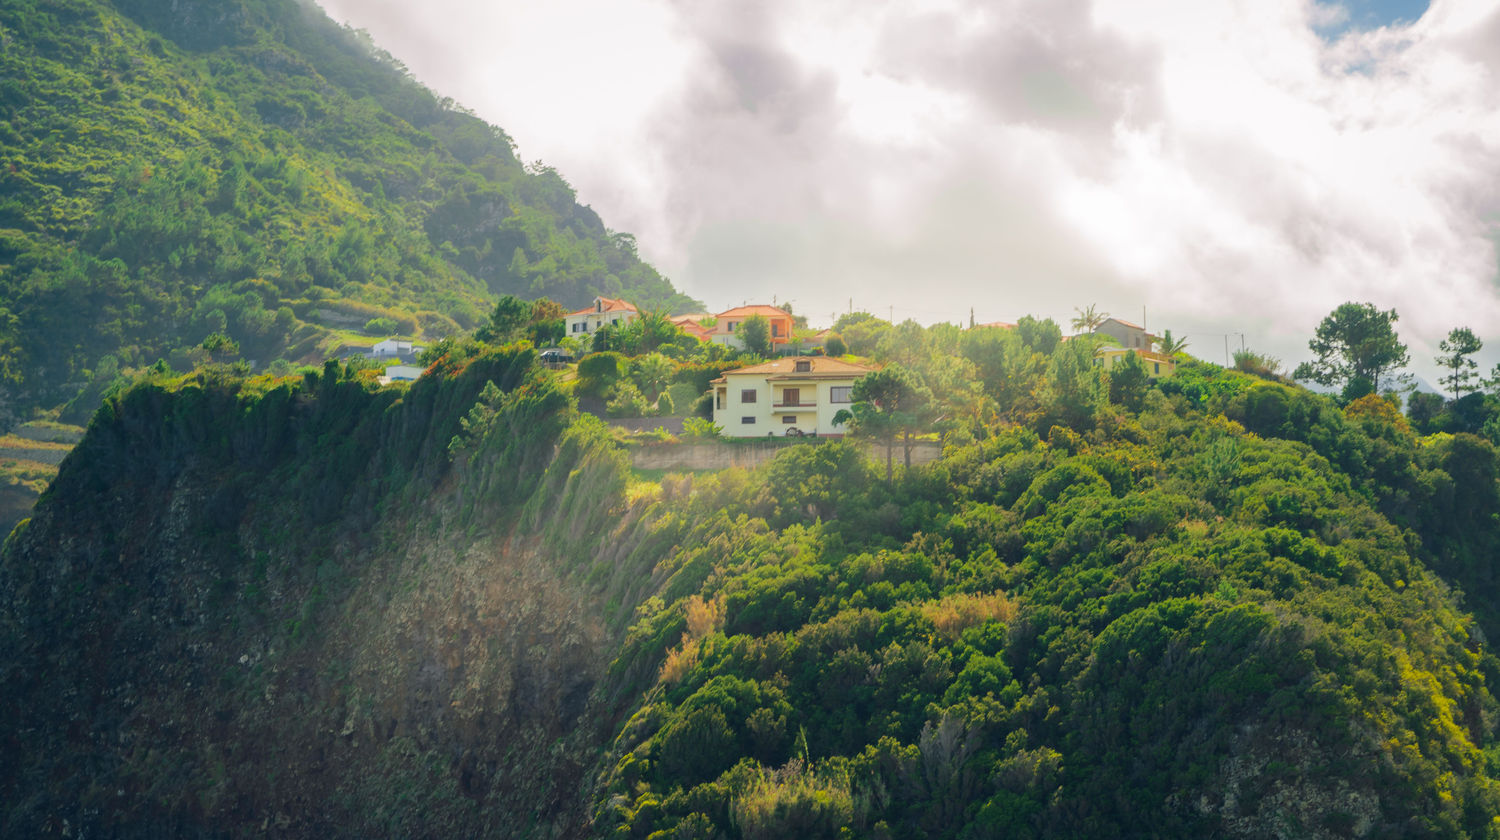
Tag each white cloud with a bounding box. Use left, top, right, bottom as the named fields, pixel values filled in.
left=315, top=0, right=1500, bottom=382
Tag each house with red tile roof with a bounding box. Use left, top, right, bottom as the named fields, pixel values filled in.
left=565, top=296, right=639, bottom=337
left=706, top=305, right=794, bottom=351
left=670, top=314, right=713, bottom=341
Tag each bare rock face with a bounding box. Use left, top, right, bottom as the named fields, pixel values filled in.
left=1190, top=726, right=1384, bottom=839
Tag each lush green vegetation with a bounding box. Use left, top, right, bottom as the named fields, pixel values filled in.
left=582, top=318, right=1500, bottom=837
left=0, top=0, right=696, bottom=417
left=14, top=273, right=1500, bottom=835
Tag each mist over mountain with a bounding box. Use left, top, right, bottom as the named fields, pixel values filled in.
left=0, top=0, right=696, bottom=416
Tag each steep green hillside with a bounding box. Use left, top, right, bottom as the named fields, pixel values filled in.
left=1, top=347, right=656, bottom=836
left=0, top=0, right=695, bottom=412
left=6, top=331, right=1500, bottom=837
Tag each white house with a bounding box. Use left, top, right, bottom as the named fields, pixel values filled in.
left=711, top=357, right=876, bottom=438
left=370, top=338, right=424, bottom=359
left=565, top=296, right=639, bottom=336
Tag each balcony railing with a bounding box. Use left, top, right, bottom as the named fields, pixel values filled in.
left=771, top=401, right=817, bottom=410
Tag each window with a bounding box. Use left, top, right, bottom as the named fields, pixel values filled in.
left=727, top=321, right=737, bottom=332
left=741, top=416, right=755, bottom=424
left=571, top=322, right=584, bottom=333
left=716, top=391, right=725, bottom=410
left=741, top=389, right=757, bottom=403
left=782, top=415, right=796, bottom=424
left=794, top=360, right=811, bottom=372
left=1154, top=363, right=1160, bottom=374
left=830, top=386, right=852, bottom=403
left=773, top=323, right=783, bottom=337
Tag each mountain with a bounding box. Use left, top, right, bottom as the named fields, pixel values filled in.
left=5, top=333, right=1500, bottom=837
left=0, top=0, right=697, bottom=415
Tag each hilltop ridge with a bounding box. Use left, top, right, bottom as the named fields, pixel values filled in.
left=0, top=0, right=697, bottom=415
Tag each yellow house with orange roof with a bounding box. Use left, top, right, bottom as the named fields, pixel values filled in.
left=1096, top=348, right=1177, bottom=378
left=564, top=296, right=639, bottom=337
left=711, top=356, right=876, bottom=437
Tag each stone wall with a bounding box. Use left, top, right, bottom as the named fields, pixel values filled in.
left=629, top=440, right=942, bottom=471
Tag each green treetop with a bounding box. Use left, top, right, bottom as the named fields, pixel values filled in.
left=1293, top=302, right=1409, bottom=401
left=1436, top=327, right=1482, bottom=399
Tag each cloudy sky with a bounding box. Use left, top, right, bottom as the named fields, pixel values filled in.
left=316, top=0, right=1500, bottom=382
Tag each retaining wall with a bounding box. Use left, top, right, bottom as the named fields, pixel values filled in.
left=629, top=440, right=942, bottom=471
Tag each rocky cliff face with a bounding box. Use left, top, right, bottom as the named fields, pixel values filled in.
left=0, top=353, right=653, bottom=837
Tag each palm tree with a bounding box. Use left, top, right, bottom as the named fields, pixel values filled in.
left=1071, top=304, right=1109, bottom=334
left=1155, top=330, right=1188, bottom=355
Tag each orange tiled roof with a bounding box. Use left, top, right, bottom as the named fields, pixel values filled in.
left=715, top=305, right=792, bottom=321
left=711, top=356, right=876, bottom=384
left=975, top=320, right=1016, bottom=329
left=566, top=296, right=638, bottom=317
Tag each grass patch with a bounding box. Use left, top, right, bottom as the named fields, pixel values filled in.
left=629, top=466, right=716, bottom=484
left=0, top=434, right=73, bottom=452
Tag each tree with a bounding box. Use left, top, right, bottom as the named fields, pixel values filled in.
left=1038, top=337, right=1106, bottom=431
left=590, top=322, right=622, bottom=354
left=1108, top=350, right=1149, bottom=411
left=823, top=333, right=847, bottom=357
left=477, top=294, right=531, bottom=344
left=364, top=317, right=398, bottom=336
left=1406, top=391, right=1445, bottom=433
left=1293, top=302, right=1410, bottom=401
left=201, top=332, right=240, bottom=363
left=833, top=312, right=891, bottom=356
left=1436, top=327, right=1482, bottom=399
left=606, top=381, right=650, bottom=417
left=740, top=314, right=772, bottom=357
left=576, top=351, right=626, bottom=399
left=1155, top=330, right=1188, bottom=355
left=1016, top=316, right=1062, bottom=355
left=1070, top=304, right=1108, bottom=334
left=631, top=353, right=675, bottom=401
left=832, top=365, right=931, bottom=483
left=526, top=298, right=566, bottom=346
